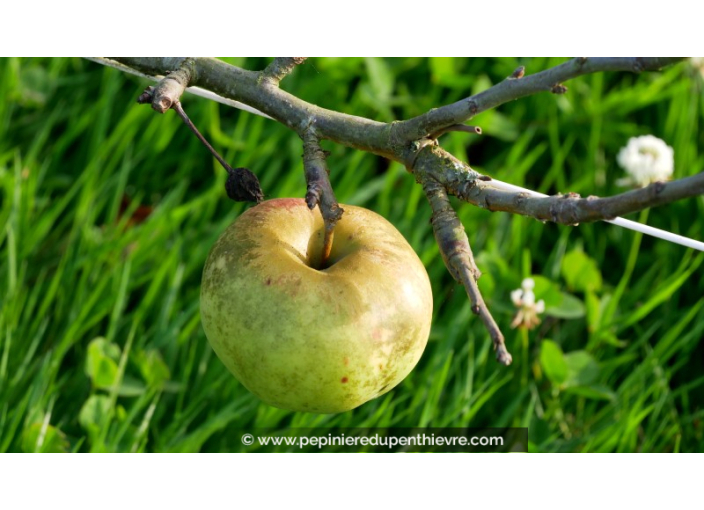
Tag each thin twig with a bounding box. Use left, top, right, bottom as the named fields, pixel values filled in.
left=422, top=176, right=512, bottom=365
left=428, top=124, right=482, bottom=140
left=171, top=101, right=228, bottom=170
left=395, top=57, right=687, bottom=142
left=170, top=101, right=263, bottom=203
left=262, top=57, right=307, bottom=85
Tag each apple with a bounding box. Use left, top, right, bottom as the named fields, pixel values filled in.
left=200, top=198, right=433, bottom=413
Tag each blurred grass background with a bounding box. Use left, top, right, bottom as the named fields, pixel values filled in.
left=1, top=57, right=703, bottom=452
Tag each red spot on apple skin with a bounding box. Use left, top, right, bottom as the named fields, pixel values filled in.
left=257, top=197, right=303, bottom=212
left=341, top=377, right=349, bottom=383
left=265, top=278, right=271, bottom=285
left=343, top=357, right=349, bottom=366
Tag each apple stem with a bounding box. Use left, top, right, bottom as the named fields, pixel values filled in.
left=422, top=177, right=513, bottom=365
left=302, top=131, right=344, bottom=267
left=322, top=226, right=335, bottom=267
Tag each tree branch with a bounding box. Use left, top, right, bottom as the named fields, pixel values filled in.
left=111, top=57, right=687, bottom=165
left=411, top=143, right=704, bottom=225
left=88, top=57, right=272, bottom=118
left=394, top=57, right=687, bottom=142
left=111, top=57, right=395, bottom=157
left=466, top=174, right=704, bottom=224
left=422, top=176, right=512, bottom=365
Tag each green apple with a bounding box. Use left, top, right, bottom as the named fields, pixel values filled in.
left=200, top=198, right=433, bottom=413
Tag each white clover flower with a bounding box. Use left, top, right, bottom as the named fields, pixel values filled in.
left=616, top=135, right=674, bottom=188
left=510, top=278, right=545, bottom=330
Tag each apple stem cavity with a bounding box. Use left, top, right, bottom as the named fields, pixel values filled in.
left=302, top=131, right=344, bottom=268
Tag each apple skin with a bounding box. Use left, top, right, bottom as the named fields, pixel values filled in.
left=200, top=198, right=433, bottom=413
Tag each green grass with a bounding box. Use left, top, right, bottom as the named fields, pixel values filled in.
left=1, top=57, right=703, bottom=452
